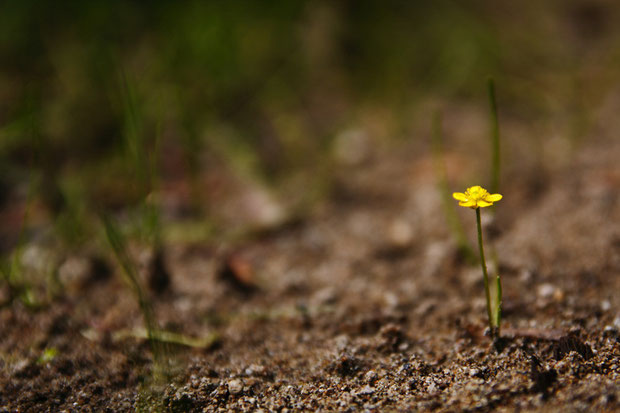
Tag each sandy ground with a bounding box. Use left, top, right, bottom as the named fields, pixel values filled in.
left=1, top=125, right=619, bottom=412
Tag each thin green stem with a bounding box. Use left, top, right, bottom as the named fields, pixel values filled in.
left=475, top=208, right=495, bottom=337
left=495, top=272, right=502, bottom=334
left=488, top=78, right=501, bottom=196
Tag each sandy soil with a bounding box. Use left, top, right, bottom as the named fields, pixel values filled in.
left=1, top=127, right=619, bottom=412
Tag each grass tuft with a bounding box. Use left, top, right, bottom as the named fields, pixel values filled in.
left=100, top=214, right=168, bottom=378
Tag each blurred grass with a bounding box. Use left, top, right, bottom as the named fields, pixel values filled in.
left=431, top=110, right=476, bottom=264
left=1, top=0, right=620, bottom=252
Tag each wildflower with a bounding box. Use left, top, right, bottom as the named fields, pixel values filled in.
left=452, top=185, right=502, bottom=209
left=453, top=185, right=503, bottom=339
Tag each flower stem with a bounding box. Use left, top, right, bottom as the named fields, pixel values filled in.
left=475, top=208, right=495, bottom=338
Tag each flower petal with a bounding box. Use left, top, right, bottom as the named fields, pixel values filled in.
left=477, top=200, right=493, bottom=207
left=459, top=200, right=477, bottom=208
left=485, top=193, right=503, bottom=202
left=453, top=192, right=468, bottom=202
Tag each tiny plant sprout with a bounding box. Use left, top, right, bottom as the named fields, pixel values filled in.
left=453, top=186, right=503, bottom=339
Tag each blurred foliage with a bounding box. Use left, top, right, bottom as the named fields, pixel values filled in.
left=1, top=0, right=620, bottom=251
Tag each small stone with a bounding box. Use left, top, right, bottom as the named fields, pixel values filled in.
left=312, top=287, right=337, bottom=306
left=519, top=268, right=534, bottom=282
left=228, top=379, right=244, bottom=395
left=358, top=385, right=375, bottom=395
left=383, top=292, right=399, bottom=309
left=603, top=325, right=618, bottom=337
left=58, top=256, right=91, bottom=288
left=387, top=219, right=413, bottom=248
left=364, top=370, right=378, bottom=384
left=537, top=283, right=556, bottom=299
left=334, top=335, right=349, bottom=351
left=241, top=185, right=286, bottom=229
left=13, top=359, right=29, bottom=374
left=244, top=364, right=265, bottom=376
left=58, top=256, right=110, bottom=292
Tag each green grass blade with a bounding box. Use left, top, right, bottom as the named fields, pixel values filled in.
left=113, top=328, right=220, bottom=349
left=100, top=214, right=164, bottom=360
left=488, top=78, right=501, bottom=195
left=494, top=272, right=502, bottom=333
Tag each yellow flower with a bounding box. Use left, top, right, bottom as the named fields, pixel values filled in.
left=453, top=185, right=502, bottom=209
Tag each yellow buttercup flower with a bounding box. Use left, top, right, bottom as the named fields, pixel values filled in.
left=452, top=185, right=504, bottom=339
left=453, top=185, right=502, bottom=209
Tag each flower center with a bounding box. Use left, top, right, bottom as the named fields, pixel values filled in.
left=467, top=186, right=487, bottom=200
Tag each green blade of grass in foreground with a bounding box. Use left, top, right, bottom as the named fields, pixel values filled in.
left=431, top=110, right=477, bottom=264
left=494, top=272, right=502, bottom=329
left=100, top=214, right=166, bottom=371
left=487, top=78, right=503, bottom=337
left=112, top=328, right=220, bottom=349
left=488, top=78, right=501, bottom=196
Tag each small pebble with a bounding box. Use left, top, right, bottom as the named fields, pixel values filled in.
left=358, top=385, right=375, bottom=395
left=364, top=370, right=378, bottom=384
left=603, top=325, right=618, bottom=337
left=245, top=364, right=265, bottom=376
left=387, top=218, right=413, bottom=247
left=537, top=283, right=563, bottom=301
left=228, top=379, right=244, bottom=395
left=537, top=283, right=556, bottom=299
left=519, top=268, right=534, bottom=282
